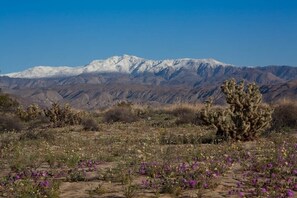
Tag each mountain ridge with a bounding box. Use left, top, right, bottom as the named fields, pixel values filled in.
left=1, top=55, right=297, bottom=109
left=3, top=55, right=232, bottom=79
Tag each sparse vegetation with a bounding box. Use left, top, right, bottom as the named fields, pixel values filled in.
left=0, top=81, right=296, bottom=197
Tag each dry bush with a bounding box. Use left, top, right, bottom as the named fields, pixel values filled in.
left=0, top=114, right=24, bottom=132
left=103, top=106, right=138, bottom=123
left=168, top=107, right=204, bottom=125
left=271, top=101, right=297, bottom=131
left=171, top=107, right=196, bottom=125
left=82, top=117, right=100, bottom=131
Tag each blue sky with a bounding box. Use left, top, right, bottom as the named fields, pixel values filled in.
left=1, top=0, right=297, bottom=73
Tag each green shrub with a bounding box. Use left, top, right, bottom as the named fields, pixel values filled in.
left=201, top=79, right=273, bottom=141
left=103, top=106, right=138, bottom=123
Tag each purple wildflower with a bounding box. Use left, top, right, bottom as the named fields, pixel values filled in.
left=238, top=192, right=244, bottom=197
left=142, top=180, right=150, bottom=188
left=266, top=163, right=273, bottom=169
left=203, top=183, right=208, bottom=189
left=188, top=180, right=197, bottom=188
left=179, top=163, right=187, bottom=173
left=252, top=178, right=258, bottom=185
left=261, top=188, right=267, bottom=193
left=39, top=180, right=50, bottom=188
left=287, top=189, right=294, bottom=197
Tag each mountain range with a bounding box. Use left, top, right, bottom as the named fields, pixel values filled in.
left=1, top=55, right=296, bottom=109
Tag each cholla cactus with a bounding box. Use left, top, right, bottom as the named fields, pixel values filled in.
left=17, top=104, right=43, bottom=121
left=44, top=103, right=82, bottom=127
left=202, top=79, right=273, bottom=141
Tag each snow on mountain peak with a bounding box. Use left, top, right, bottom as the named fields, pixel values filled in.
left=3, top=55, right=232, bottom=79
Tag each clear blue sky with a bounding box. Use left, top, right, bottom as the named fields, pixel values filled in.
left=1, top=0, right=297, bottom=73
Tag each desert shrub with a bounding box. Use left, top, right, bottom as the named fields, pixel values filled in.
left=0, top=93, right=19, bottom=112
left=171, top=107, right=195, bottom=125
left=201, top=79, right=273, bottom=141
left=16, top=104, right=44, bottom=122
left=82, top=117, right=100, bottom=131
left=171, top=107, right=194, bottom=117
left=160, top=107, right=204, bottom=126
left=271, top=102, right=297, bottom=131
left=0, top=113, right=24, bottom=132
left=44, top=103, right=83, bottom=127
left=103, top=106, right=138, bottom=123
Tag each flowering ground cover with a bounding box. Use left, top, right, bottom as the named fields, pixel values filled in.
left=0, top=117, right=296, bottom=197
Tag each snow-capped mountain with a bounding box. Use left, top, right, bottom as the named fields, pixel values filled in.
left=1, top=55, right=297, bottom=109
left=4, top=55, right=231, bottom=79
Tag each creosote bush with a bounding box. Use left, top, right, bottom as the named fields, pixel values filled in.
left=202, top=79, right=273, bottom=141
